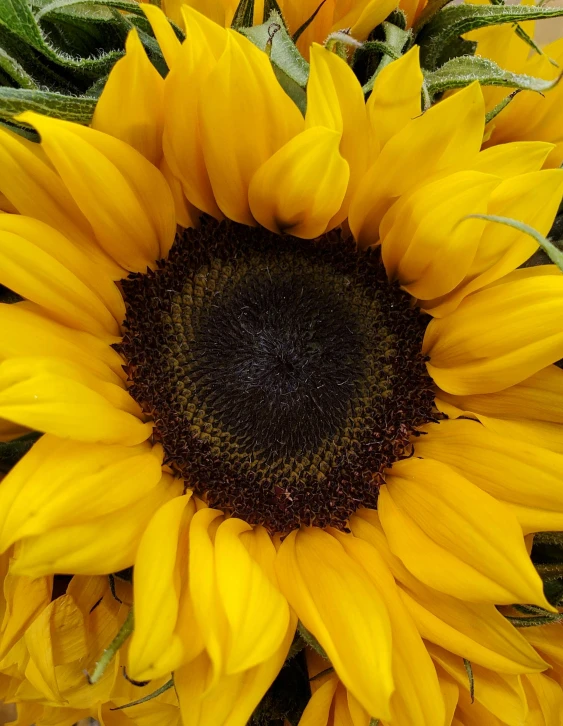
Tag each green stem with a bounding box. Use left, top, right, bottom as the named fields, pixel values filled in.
left=87, top=608, right=134, bottom=685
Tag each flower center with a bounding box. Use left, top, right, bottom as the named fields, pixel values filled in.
left=119, top=218, right=435, bottom=533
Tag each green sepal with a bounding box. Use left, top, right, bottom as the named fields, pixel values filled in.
left=292, top=0, right=326, bottom=43
left=231, top=0, right=255, bottom=29
left=0, top=432, right=41, bottom=474
left=362, top=22, right=410, bottom=93
left=0, top=86, right=96, bottom=122
left=262, top=0, right=285, bottom=25
left=485, top=89, right=519, bottom=125
left=110, top=678, right=174, bottom=710
left=463, top=659, right=475, bottom=703
left=0, top=46, right=38, bottom=88
left=419, top=3, right=563, bottom=70
left=423, top=54, right=562, bottom=98
left=297, top=621, right=328, bottom=659
left=33, top=0, right=146, bottom=23
left=87, top=607, right=134, bottom=685
left=412, top=0, right=455, bottom=35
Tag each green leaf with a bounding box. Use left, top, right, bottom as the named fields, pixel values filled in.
left=0, top=432, right=41, bottom=473
left=0, top=86, right=96, bottom=122
left=231, top=0, right=254, bottom=29
left=240, top=10, right=309, bottom=88
left=465, top=214, right=563, bottom=274
left=34, top=0, right=145, bottom=22
left=419, top=3, right=563, bottom=69
left=424, top=54, right=562, bottom=98
left=412, top=0, right=456, bottom=35
left=110, top=678, right=174, bottom=711
left=0, top=0, right=45, bottom=47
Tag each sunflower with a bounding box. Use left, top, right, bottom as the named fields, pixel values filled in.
left=0, top=5, right=563, bottom=725
left=467, top=11, right=563, bottom=168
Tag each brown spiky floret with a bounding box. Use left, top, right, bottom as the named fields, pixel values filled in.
left=118, top=218, right=435, bottom=533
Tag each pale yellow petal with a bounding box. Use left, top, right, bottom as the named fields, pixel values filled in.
left=380, top=458, right=552, bottom=607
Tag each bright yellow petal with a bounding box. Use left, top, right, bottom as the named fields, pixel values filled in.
left=381, top=171, right=499, bottom=299
left=0, top=127, right=122, bottom=278
left=350, top=82, right=485, bottom=247
left=298, top=675, right=338, bottom=726
left=337, top=0, right=399, bottom=40
left=249, top=126, right=349, bottom=238
left=425, top=272, right=563, bottom=395
left=200, top=31, right=303, bottom=225
left=11, top=473, right=182, bottom=577
left=276, top=527, right=393, bottom=720
left=0, top=435, right=162, bottom=553
left=415, top=419, right=563, bottom=534
left=470, top=141, right=554, bottom=177
left=215, top=518, right=289, bottom=674
left=351, top=510, right=547, bottom=674
left=523, top=672, right=563, bottom=726
left=380, top=457, right=552, bottom=607
left=0, top=303, right=124, bottom=383
left=142, top=4, right=182, bottom=68
left=0, top=358, right=151, bottom=446
left=331, top=530, right=445, bottom=726
left=128, top=493, right=204, bottom=681
left=19, top=112, right=175, bottom=271
left=306, top=44, right=368, bottom=227
left=367, top=46, right=423, bottom=149
left=92, top=29, right=164, bottom=166
left=429, top=643, right=528, bottom=726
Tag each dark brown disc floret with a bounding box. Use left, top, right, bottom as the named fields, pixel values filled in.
left=118, top=218, right=435, bottom=533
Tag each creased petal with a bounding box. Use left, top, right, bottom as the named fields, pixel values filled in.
left=249, top=127, right=349, bottom=238
left=380, top=458, right=552, bottom=607
left=380, top=171, right=499, bottom=299
left=0, top=435, right=162, bottom=553
left=367, top=46, right=423, bottom=150
left=350, top=82, right=485, bottom=247
left=0, top=358, right=151, bottom=446
left=11, top=473, right=183, bottom=577
left=128, top=493, right=204, bottom=681
left=425, top=272, right=563, bottom=394
left=276, top=527, right=393, bottom=720
left=351, top=510, right=547, bottom=674
left=92, top=29, right=164, bottom=166
left=200, top=31, right=303, bottom=225
left=19, top=112, right=175, bottom=271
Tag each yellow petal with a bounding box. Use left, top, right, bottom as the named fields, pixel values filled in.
left=523, top=673, right=563, bottom=726
left=381, top=171, right=499, bottom=299
left=415, top=420, right=563, bottom=534
left=298, top=675, right=338, bottom=726
left=0, top=303, right=124, bottom=384
left=429, top=643, right=528, bottom=726
left=128, top=493, right=204, bottom=681
left=19, top=112, right=175, bottom=271
left=331, top=530, right=445, bottom=726
left=345, top=0, right=401, bottom=40
left=0, top=358, right=151, bottom=445
left=160, top=154, right=199, bottom=231
left=11, top=473, right=182, bottom=577
left=199, top=31, right=303, bottom=225
left=249, top=126, right=349, bottom=238
left=215, top=518, right=289, bottom=674
left=380, top=458, right=552, bottom=607
left=276, top=527, right=393, bottom=720
left=423, top=169, right=563, bottom=316
left=425, top=272, right=563, bottom=395
left=0, top=127, right=122, bottom=278
left=0, top=223, right=121, bottom=339
left=351, top=510, right=547, bottom=674
left=0, top=435, right=162, bottom=553
left=367, top=46, right=423, bottom=149
left=350, top=82, right=485, bottom=247
left=470, top=142, right=554, bottom=177
left=142, top=4, right=182, bottom=68
left=92, top=29, right=164, bottom=166
left=0, top=561, right=52, bottom=659
left=306, top=44, right=368, bottom=228
left=162, top=6, right=226, bottom=218
left=175, top=616, right=295, bottom=726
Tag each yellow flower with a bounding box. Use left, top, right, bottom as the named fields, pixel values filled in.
left=153, top=0, right=427, bottom=58
left=0, top=551, right=180, bottom=725
left=467, top=18, right=563, bottom=168
left=0, top=7, right=563, bottom=724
